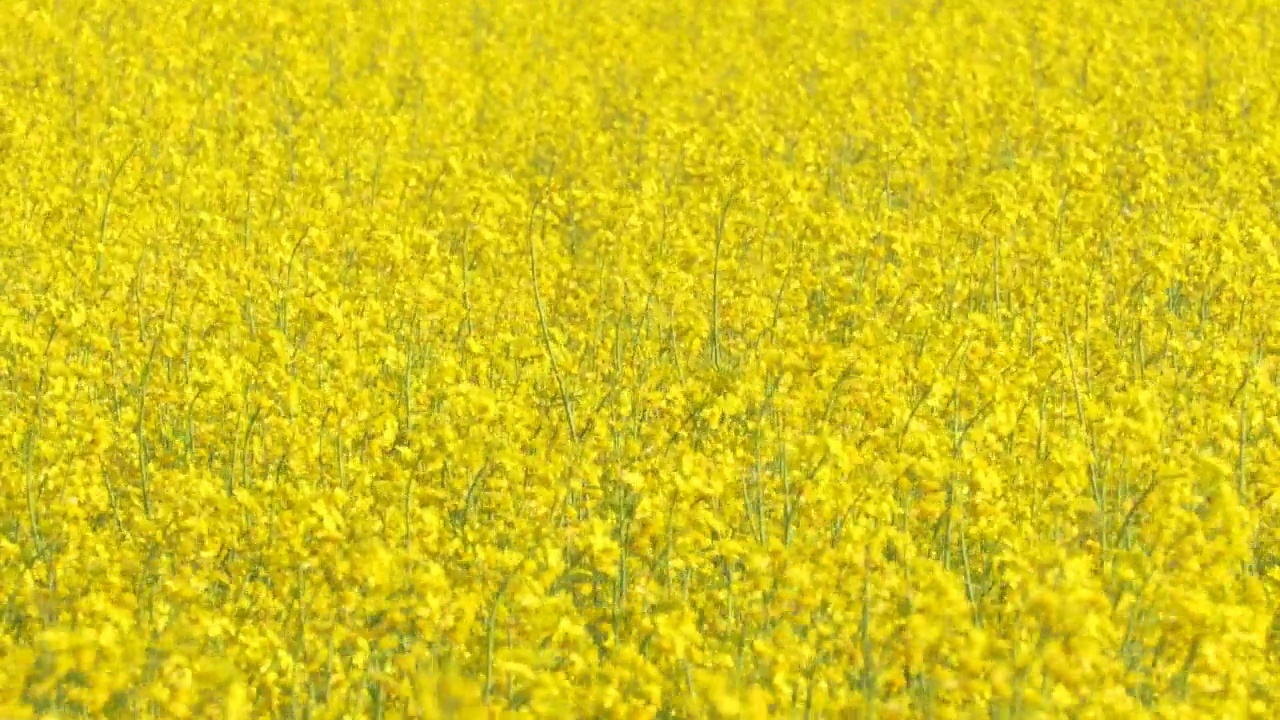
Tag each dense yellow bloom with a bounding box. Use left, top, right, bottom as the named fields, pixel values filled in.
left=2, top=0, right=1280, bottom=716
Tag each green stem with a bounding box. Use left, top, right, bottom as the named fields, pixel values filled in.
left=528, top=200, right=579, bottom=443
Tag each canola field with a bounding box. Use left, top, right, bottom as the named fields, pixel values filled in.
left=3, top=0, right=1280, bottom=717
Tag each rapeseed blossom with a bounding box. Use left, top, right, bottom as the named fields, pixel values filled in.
left=1, top=0, right=1279, bottom=716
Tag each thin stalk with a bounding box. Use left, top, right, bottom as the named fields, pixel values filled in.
left=97, top=141, right=141, bottom=277
left=710, top=192, right=736, bottom=368
left=482, top=572, right=517, bottom=704
left=528, top=201, right=579, bottom=443
left=24, top=322, right=59, bottom=555
left=1237, top=363, right=1253, bottom=500
left=137, top=333, right=162, bottom=517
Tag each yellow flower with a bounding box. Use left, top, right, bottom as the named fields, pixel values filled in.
left=3, top=0, right=1280, bottom=716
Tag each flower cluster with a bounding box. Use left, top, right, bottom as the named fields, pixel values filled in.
left=2, top=0, right=1279, bottom=717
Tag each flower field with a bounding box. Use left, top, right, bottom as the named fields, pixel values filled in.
left=3, top=0, right=1280, bottom=716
